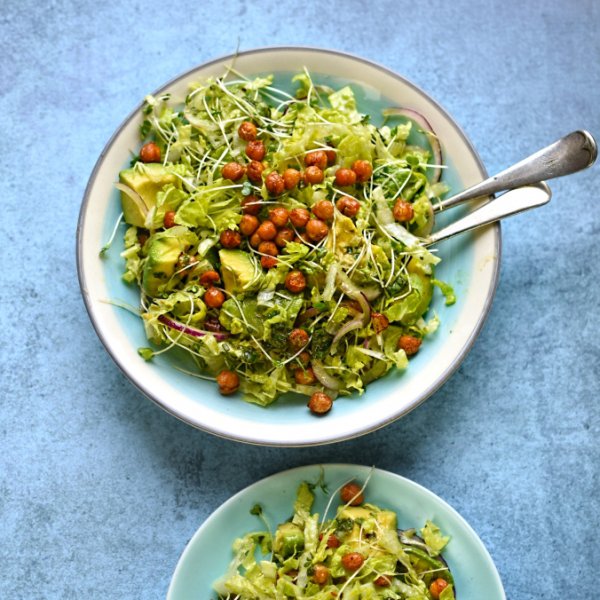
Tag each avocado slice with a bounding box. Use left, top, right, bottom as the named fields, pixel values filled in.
left=273, top=522, right=305, bottom=558
left=142, top=226, right=197, bottom=297
left=119, top=163, right=177, bottom=226
left=338, top=506, right=397, bottom=542
left=219, top=249, right=256, bottom=293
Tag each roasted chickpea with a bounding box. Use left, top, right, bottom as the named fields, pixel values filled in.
left=289, top=328, right=310, bottom=349
left=249, top=232, right=262, bottom=248
left=258, top=241, right=279, bottom=256
left=304, top=150, right=328, bottom=170
left=429, top=578, right=449, bottom=599
left=269, top=207, right=289, bottom=228
left=295, top=367, right=317, bottom=385
left=246, top=160, right=264, bottom=184
left=393, top=199, right=414, bottom=222
left=326, top=534, right=341, bottom=548
left=245, top=140, right=265, bottom=161
left=325, top=147, right=337, bottom=165
left=312, top=564, right=329, bottom=585
left=275, top=228, right=294, bottom=248
left=163, top=210, right=176, bottom=229
left=312, top=200, right=334, bottom=221
left=297, top=351, right=311, bottom=367
left=374, top=576, right=391, bottom=587
left=336, top=195, right=360, bottom=217
left=304, top=165, right=324, bottom=184
left=398, top=334, right=422, bottom=356
left=238, top=120, right=257, bottom=141
left=335, top=168, right=357, bottom=187
left=260, top=255, right=278, bottom=269
left=285, top=270, right=306, bottom=293
left=308, top=391, right=332, bottom=415
left=216, top=369, right=240, bottom=395
left=137, top=229, right=149, bottom=246
left=305, top=218, right=329, bottom=242
left=289, top=207, right=311, bottom=228
left=199, top=270, right=220, bottom=288
left=265, top=171, right=285, bottom=196
left=352, top=159, right=373, bottom=182
left=221, top=162, right=245, bottom=181
left=371, top=312, right=390, bottom=334
left=294, top=234, right=309, bottom=245
left=283, top=168, right=301, bottom=190
left=140, top=141, right=161, bottom=163
left=219, top=229, right=241, bottom=249
left=257, top=220, right=277, bottom=241
left=341, top=552, right=364, bottom=571
left=204, top=287, right=225, bottom=309
left=340, top=482, right=364, bottom=506
left=241, top=194, right=261, bottom=215
left=239, top=214, right=259, bottom=236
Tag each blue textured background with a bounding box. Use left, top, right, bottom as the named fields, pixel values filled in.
left=1, top=1, right=599, bottom=598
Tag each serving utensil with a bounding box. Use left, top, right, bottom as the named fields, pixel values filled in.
left=426, top=182, right=551, bottom=245
left=434, top=130, right=596, bottom=212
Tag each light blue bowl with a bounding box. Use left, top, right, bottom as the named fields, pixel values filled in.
left=167, top=464, right=506, bottom=599
left=77, top=48, right=499, bottom=446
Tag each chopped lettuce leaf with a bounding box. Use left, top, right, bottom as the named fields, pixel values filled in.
left=421, top=520, right=450, bottom=556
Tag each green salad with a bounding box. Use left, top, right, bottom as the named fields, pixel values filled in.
left=112, top=70, right=454, bottom=412
left=214, top=478, right=455, bottom=599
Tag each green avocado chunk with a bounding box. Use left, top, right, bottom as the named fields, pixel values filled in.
left=142, top=226, right=197, bottom=297
left=219, top=249, right=256, bottom=293
left=273, top=522, right=305, bottom=558
left=119, top=163, right=177, bottom=226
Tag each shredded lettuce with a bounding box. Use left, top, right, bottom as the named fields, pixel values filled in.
left=114, top=69, right=455, bottom=408
left=214, top=479, right=455, bottom=599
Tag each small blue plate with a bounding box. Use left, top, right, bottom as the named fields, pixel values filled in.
left=168, top=464, right=505, bottom=599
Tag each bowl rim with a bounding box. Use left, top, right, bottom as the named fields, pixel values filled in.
left=76, top=45, right=501, bottom=446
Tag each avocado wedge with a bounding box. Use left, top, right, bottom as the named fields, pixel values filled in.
left=118, top=163, right=177, bottom=226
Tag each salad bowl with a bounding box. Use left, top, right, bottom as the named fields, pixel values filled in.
left=167, top=464, right=506, bottom=598
left=77, top=47, right=499, bottom=446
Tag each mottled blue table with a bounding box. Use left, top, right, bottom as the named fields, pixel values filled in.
left=2, top=1, right=599, bottom=598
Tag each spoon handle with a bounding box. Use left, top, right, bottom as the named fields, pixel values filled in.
left=426, top=182, right=551, bottom=245
left=435, top=130, right=596, bottom=212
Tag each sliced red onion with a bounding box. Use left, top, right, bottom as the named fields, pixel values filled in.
left=382, top=107, right=443, bottom=183
left=331, top=317, right=365, bottom=350
left=336, top=272, right=371, bottom=326
left=361, top=286, right=381, bottom=301
left=311, top=359, right=342, bottom=391
left=158, top=315, right=230, bottom=341
left=115, top=182, right=150, bottom=214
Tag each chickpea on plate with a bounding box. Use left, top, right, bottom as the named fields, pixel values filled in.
left=111, top=70, right=454, bottom=412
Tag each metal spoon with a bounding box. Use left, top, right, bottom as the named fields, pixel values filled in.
left=434, top=130, right=596, bottom=213
left=426, top=182, right=551, bottom=245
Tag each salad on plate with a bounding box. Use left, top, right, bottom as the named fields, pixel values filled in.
left=109, top=70, right=454, bottom=413
left=214, top=476, right=455, bottom=599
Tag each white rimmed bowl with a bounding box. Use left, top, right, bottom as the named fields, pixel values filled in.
left=77, top=47, right=499, bottom=446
